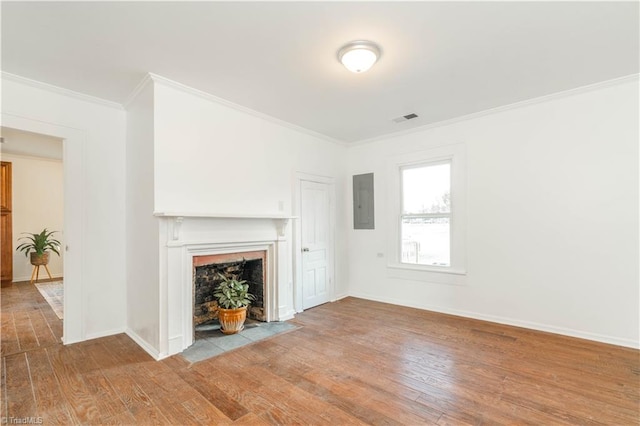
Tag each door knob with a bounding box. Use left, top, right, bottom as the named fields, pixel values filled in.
left=302, top=247, right=310, bottom=252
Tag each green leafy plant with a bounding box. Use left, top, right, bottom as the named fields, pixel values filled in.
left=16, top=228, right=61, bottom=257
left=213, top=273, right=255, bottom=309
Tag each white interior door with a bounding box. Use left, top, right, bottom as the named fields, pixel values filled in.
left=300, top=180, right=331, bottom=309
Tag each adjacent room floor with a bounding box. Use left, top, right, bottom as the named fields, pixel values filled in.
left=1, top=281, right=638, bottom=424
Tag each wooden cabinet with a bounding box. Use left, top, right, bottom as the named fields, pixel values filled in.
left=1, top=161, right=12, bottom=286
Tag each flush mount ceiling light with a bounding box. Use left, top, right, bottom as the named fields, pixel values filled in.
left=338, top=40, right=381, bottom=73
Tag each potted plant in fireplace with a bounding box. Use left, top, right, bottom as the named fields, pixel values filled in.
left=213, top=273, right=256, bottom=335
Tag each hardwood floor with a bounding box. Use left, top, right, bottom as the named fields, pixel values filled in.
left=1, top=282, right=638, bottom=425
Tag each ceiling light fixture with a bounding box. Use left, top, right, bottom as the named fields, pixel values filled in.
left=338, top=40, right=381, bottom=73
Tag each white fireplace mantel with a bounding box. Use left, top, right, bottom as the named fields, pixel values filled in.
left=154, top=212, right=296, bottom=239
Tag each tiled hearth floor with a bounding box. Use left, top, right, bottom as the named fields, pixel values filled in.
left=182, top=319, right=298, bottom=363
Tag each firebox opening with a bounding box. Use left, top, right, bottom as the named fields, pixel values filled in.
left=193, top=256, right=265, bottom=336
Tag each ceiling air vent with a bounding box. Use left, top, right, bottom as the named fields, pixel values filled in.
left=392, top=113, right=419, bottom=123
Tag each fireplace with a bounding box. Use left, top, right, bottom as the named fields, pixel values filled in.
left=152, top=213, right=295, bottom=359
left=193, top=250, right=267, bottom=327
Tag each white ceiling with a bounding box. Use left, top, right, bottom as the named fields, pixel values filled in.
left=2, top=2, right=638, bottom=143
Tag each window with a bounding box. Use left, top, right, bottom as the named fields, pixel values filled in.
left=401, top=161, right=451, bottom=266
left=387, top=143, right=466, bottom=278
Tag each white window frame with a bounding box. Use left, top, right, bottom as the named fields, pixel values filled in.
left=400, top=159, right=452, bottom=267
left=387, top=143, right=467, bottom=281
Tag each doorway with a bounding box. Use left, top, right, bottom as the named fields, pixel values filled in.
left=1, top=127, right=64, bottom=300
left=1, top=113, right=84, bottom=344
left=295, top=174, right=335, bottom=311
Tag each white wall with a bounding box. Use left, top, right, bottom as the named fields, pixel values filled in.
left=1, top=75, right=127, bottom=342
left=125, top=80, right=160, bottom=354
left=153, top=78, right=349, bottom=298
left=2, top=153, right=64, bottom=281
left=152, top=80, right=346, bottom=216
left=346, top=77, right=639, bottom=348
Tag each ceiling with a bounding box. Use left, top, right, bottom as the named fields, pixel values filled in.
left=1, top=127, right=63, bottom=160
left=2, top=2, right=638, bottom=143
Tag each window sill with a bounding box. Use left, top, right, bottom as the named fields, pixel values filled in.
left=387, top=263, right=467, bottom=275
left=386, top=262, right=467, bottom=286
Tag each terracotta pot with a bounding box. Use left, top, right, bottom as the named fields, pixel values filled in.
left=30, top=252, right=50, bottom=266
left=218, top=306, right=247, bottom=335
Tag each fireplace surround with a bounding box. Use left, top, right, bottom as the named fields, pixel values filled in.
left=155, top=213, right=295, bottom=358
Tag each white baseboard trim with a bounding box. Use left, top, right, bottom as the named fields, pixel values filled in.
left=13, top=273, right=64, bottom=283
left=348, top=292, right=639, bottom=349
left=125, top=328, right=161, bottom=360
left=85, top=327, right=127, bottom=341
left=167, top=336, right=184, bottom=358
left=279, top=310, right=296, bottom=321
left=333, top=293, right=349, bottom=301
left=62, top=336, right=83, bottom=345
left=62, top=326, right=126, bottom=345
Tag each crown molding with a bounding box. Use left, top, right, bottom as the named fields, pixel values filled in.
left=1, top=71, right=124, bottom=111
left=122, top=73, right=154, bottom=109
left=351, top=73, right=640, bottom=147
left=143, top=73, right=347, bottom=147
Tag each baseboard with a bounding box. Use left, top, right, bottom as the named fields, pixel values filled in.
left=13, top=273, right=64, bottom=283
left=348, top=292, right=639, bottom=349
left=279, top=310, right=296, bottom=321
left=62, top=326, right=126, bottom=345
left=85, top=327, right=127, bottom=341
left=333, top=293, right=349, bottom=301
left=125, top=328, right=161, bottom=360
left=167, top=336, right=185, bottom=358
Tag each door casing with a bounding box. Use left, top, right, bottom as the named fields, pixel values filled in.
left=2, top=112, right=84, bottom=344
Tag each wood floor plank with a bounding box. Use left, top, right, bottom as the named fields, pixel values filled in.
left=249, top=354, right=402, bottom=426
left=180, top=368, right=249, bottom=421
left=26, top=348, right=68, bottom=416
left=0, top=355, right=7, bottom=417
left=148, top=368, right=200, bottom=401
left=194, top=355, right=297, bottom=418
left=81, top=370, right=130, bottom=421
left=436, top=413, right=477, bottom=426
left=13, top=311, right=39, bottom=352
left=100, top=408, right=139, bottom=425
left=27, top=309, right=58, bottom=348
left=302, top=367, right=441, bottom=425
left=46, top=345, right=102, bottom=424
left=244, top=367, right=354, bottom=426
left=182, top=395, right=233, bottom=425
left=1, top=312, right=20, bottom=356
left=501, top=375, right=634, bottom=424
left=39, top=406, right=75, bottom=425
left=233, top=411, right=273, bottom=425
left=123, top=361, right=207, bottom=424
left=4, top=352, right=36, bottom=419
left=103, top=365, right=171, bottom=425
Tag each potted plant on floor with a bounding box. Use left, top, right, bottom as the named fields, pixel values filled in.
left=16, top=228, right=61, bottom=265
left=16, top=228, right=61, bottom=283
left=213, top=273, right=255, bottom=335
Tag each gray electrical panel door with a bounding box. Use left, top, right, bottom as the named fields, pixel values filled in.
left=353, top=173, right=374, bottom=229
